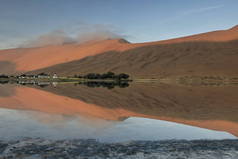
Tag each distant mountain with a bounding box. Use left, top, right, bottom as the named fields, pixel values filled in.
left=1, top=25, right=238, bottom=77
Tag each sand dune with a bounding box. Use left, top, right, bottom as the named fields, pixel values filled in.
left=30, top=39, right=238, bottom=78
left=0, top=25, right=238, bottom=74
left=0, top=39, right=133, bottom=74
left=147, top=25, right=238, bottom=44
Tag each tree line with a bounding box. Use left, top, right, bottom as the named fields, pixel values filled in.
left=74, top=72, right=130, bottom=80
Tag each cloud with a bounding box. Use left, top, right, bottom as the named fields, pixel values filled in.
left=20, top=30, right=75, bottom=48
left=182, top=5, right=224, bottom=16
left=20, top=24, right=126, bottom=48
left=0, top=37, right=27, bottom=49
left=157, top=5, right=224, bottom=25
left=75, top=24, right=123, bottom=43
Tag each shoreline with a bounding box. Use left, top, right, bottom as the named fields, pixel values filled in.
left=1, top=138, right=238, bottom=159
left=1, top=76, right=238, bottom=87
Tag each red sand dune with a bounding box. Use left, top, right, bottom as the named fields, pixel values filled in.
left=0, top=25, right=238, bottom=74
left=146, top=25, right=238, bottom=45
left=0, top=39, right=133, bottom=73
left=0, top=86, right=238, bottom=137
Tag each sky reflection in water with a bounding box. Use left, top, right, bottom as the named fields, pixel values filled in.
left=0, top=108, right=236, bottom=142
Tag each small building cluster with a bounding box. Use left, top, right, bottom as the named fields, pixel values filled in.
left=16, top=73, right=58, bottom=79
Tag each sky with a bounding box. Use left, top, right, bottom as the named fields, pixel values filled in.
left=0, top=0, right=238, bottom=49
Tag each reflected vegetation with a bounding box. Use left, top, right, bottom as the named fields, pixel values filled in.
left=76, top=81, right=129, bottom=89
left=0, top=80, right=130, bottom=89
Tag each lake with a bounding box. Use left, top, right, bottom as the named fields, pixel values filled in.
left=0, top=82, right=237, bottom=142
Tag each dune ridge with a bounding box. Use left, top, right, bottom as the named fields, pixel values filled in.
left=0, top=25, right=238, bottom=74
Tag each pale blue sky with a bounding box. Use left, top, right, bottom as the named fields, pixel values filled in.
left=0, top=0, right=237, bottom=49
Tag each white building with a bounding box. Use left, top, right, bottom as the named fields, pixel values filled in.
left=53, top=73, right=58, bottom=79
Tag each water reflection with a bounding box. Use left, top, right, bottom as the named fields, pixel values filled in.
left=0, top=108, right=235, bottom=142
left=0, top=79, right=130, bottom=89
left=0, top=83, right=238, bottom=141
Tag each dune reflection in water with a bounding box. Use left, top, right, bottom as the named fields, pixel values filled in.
left=0, top=83, right=238, bottom=142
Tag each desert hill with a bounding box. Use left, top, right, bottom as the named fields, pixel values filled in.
left=0, top=39, right=133, bottom=74
left=29, top=40, right=238, bottom=78
left=1, top=25, right=238, bottom=76
left=148, top=24, right=238, bottom=44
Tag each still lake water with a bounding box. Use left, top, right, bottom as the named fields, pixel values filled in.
left=0, top=83, right=237, bottom=142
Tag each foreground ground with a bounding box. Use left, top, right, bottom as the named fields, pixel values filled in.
left=0, top=139, right=238, bottom=159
